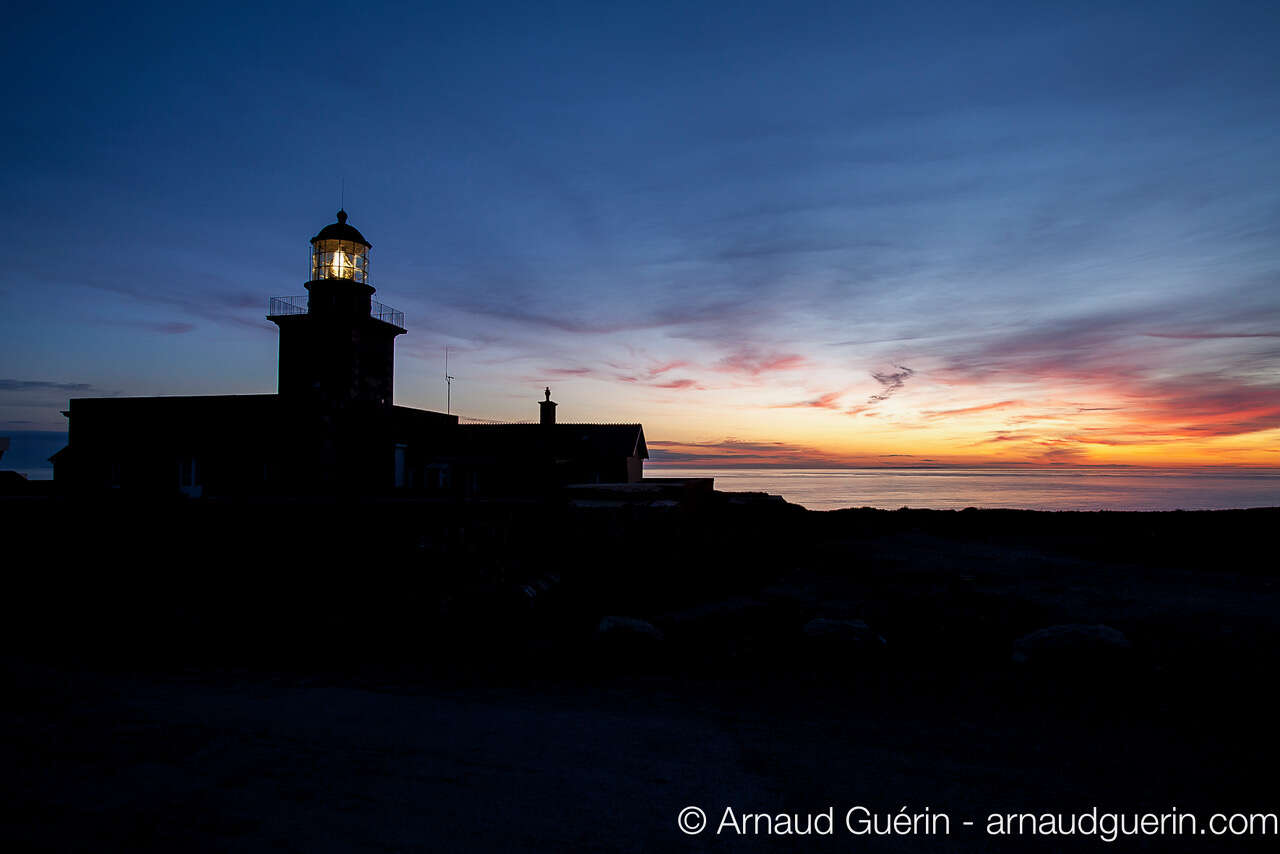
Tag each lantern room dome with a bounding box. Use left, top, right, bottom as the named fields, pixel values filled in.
left=312, top=209, right=370, bottom=247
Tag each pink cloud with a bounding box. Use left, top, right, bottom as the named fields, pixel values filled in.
left=774, top=390, right=844, bottom=409
left=646, top=360, right=687, bottom=377
left=922, top=399, right=1021, bottom=418
left=612, top=359, right=693, bottom=386
left=715, top=349, right=807, bottom=376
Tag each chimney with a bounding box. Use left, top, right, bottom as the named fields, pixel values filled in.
left=539, top=387, right=557, bottom=426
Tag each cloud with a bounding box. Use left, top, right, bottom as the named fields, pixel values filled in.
left=529, top=359, right=705, bottom=390
left=1127, top=374, right=1280, bottom=438
left=615, top=359, right=691, bottom=385
left=446, top=292, right=752, bottom=337
left=1143, top=332, right=1280, bottom=340
left=868, top=365, right=914, bottom=402
left=40, top=264, right=275, bottom=333
left=936, top=314, right=1148, bottom=383
left=847, top=365, right=915, bottom=413
left=774, top=390, right=844, bottom=409
left=0, top=379, right=95, bottom=393
left=141, top=321, right=196, bottom=334
left=1031, top=439, right=1090, bottom=464
left=644, top=360, right=687, bottom=377
left=541, top=366, right=595, bottom=377
left=975, top=432, right=1037, bottom=444
left=926, top=305, right=1280, bottom=447
left=647, top=438, right=859, bottom=467
left=922, top=399, right=1021, bottom=418
left=715, top=349, right=807, bottom=376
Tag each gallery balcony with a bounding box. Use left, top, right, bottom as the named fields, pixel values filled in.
left=267, top=296, right=405, bottom=331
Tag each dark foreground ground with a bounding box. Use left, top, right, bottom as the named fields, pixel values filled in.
left=3, top=494, right=1279, bottom=851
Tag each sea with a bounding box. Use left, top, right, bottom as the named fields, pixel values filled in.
left=5, top=430, right=1277, bottom=511
left=644, top=467, right=1280, bottom=512
left=2, top=431, right=65, bottom=480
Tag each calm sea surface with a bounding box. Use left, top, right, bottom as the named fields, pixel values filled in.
left=645, top=467, right=1280, bottom=511
left=6, top=428, right=1278, bottom=511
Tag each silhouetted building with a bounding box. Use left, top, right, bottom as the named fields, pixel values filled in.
left=52, top=211, right=646, bottom=497
left=455, top=388, right=649, bottom=493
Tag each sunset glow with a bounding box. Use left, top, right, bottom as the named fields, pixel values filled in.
left=3, top=1, right=1278, bottom=469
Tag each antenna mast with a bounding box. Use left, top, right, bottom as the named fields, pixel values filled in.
left=445, top=346, right=455, bottom=414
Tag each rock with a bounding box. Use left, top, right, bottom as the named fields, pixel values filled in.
left=802, top=617, right=887, bottom=649
left=1012, top=623, right=1131, bottom=665
left=726, top=491, right=788, bottom=506
left=516, top=573, right=562, bottom=606
left=661, top=597, right=767, bottom=627
left=597, top=616, right=664, bottom=642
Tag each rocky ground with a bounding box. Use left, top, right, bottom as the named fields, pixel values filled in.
left=3, top=496, right=1278, bottom=851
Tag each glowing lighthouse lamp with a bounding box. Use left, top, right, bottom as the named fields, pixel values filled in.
left=309, top=209, right=370, bottom=284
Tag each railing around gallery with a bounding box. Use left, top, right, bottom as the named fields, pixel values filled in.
left=267, top=295, right=404, bottom=329
left=267, top=296, right=308, bottom=316
left=370, top=299, right=405, bottom=329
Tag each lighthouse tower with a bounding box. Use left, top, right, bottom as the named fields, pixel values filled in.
left=268, top=210, right=406, bottom=408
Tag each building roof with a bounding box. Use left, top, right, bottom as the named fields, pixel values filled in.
left=66, top=394, right=282, bottom=416
left=67, top=393, right=280, bottom=408
left=458, top=423, right=648, bottom=460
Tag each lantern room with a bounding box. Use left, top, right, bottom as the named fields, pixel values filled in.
left=309, top=209, right=370, bottom=284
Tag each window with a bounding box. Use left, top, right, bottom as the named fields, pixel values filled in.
left=394, top=444, right=408, bottom=488
left=178, top=456, right=202, bottom=497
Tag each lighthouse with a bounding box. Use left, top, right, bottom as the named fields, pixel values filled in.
left=268, top=210, right=406, bottom=408
left=53, top=207, right=646, bottom=497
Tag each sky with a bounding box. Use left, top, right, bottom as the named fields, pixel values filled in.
left=3, top=0, right=1279, bottom=467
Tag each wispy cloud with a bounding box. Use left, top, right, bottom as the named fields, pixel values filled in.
left=774, top=390, right=844, bottom=409
left=445, top=291, right=753, bottom=337
left=924, top=305, right=1280, bottom=447
left=615, top=359, right=691, bottom=384
left=1032, top=439, right=1090, bottom=464
left=868, top=366, right=914, bottom=402
left=137, top=321, right=196, bottom=334
left=648, top=438, right=857, bottom=467
left=978, top=432, right=1035, bottom=444
left=714, top=349, right=807, bottom=376
left=1143, top=332, right=1280, bottom=340
left=922, top=399, right=1021, bottom=418
left=845, top=365, right=916, bottom=415
left=0, top=379, right=95, bottom=393
left=541, top=366, right=595, bottom=377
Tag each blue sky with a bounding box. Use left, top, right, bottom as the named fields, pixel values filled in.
left=3, top=1, right=1279, bottom=465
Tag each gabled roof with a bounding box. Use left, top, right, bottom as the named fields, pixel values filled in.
left=458, top=423, right=648, bottom=459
